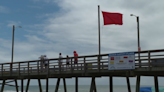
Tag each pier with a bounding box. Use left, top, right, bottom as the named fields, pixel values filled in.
left=1, top=49, right=164, bottom=92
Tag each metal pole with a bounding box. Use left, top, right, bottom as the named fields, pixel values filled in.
left=137, top=17, right=141, bottom=67
left=98, top=5, right=101, bottom=71
left=11, top=25, right=15, bottom=63
left=10, top=25, right=15, bottom=76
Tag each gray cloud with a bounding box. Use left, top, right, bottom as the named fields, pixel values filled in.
left=0, top=6, right=9, bottom=13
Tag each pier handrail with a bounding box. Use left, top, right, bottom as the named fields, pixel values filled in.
left=1, top=49, right=164, bottom=77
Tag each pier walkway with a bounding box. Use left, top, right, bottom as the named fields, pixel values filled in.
left=1, top=49, right=164, bottom=92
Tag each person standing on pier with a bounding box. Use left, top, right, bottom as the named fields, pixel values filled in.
left=73, top=51, right=78, bottom=67
left=43, top=55, right=48, bottom=69
left=39, top=55, right=45, bottom=71
left=59, top=53, right=63, bottom=69
left=66, top=55, right=70, bottom=69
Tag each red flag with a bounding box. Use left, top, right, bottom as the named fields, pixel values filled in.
left=102, top=11, right=123, bottom=25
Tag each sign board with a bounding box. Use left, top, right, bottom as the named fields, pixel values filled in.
left=108, top=52, right=135, bottom=70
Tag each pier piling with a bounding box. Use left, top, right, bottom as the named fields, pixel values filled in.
left=154, top=75, right=159, bottom=92
left=0, top=79, right=5, bottom=92
left=63, top=78, right=67, bottom=92
left=38, top=79, right=42, bottom=92
left=21, top=79, right=24, bottom=92
left=14, top=79, right=19, bottom=92
left=46, top=78, right=49, bottom=92
left=26, top=79, right=30, bottom=92
left=55, top=78, right=60, bottom=92
left=109, top=76, right=113, bottom=92
left=75, top=77, right=78, bottom=92
left=136, top=75, right=140, bottom=92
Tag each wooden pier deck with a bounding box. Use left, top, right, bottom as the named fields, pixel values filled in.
left=1, top=49, right=164, bottom=92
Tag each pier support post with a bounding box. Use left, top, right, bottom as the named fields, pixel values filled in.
left=15, top=79, right=19, bottom=92
left=93, top=77, right=97, bottom=92
left=38, top=79, right=42, bottom=92
left=63, top=78, right=67, bottom=92
left=75, top=77, right=78, bottom=92
left=25, top=79, right=30, bottom=92
left=46, top=78, right=49, bottom=92
left=0, top=79, right=5, bottom=92
left=55, top=78, right=61, bottom=92
left=90, top=78, right=94, bottom=92
left=126, top=76, right=131, bottom=92
left=154, top=75, right=159, bottom=92
left=90, top=77, right=97, bottom=92
left=109, top=76, right=113, bottom=92
left=21, top=79, right=24, bottom=92
left=135, top=75, right=140, bottom=92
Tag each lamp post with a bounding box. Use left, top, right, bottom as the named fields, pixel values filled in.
left=130, top=14, right=141, bottom=67
left=11, top=25, right=22, bottom=75
left=131, top=14, right=141, bottom=92
left=11, top=25, right=22, bottom=63
left=11, top=25, right=15, bottom=64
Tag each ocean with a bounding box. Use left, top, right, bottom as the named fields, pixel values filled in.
left=0, top=85, right=156, bottom=92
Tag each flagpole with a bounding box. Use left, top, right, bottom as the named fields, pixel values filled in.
left=98, top=5, right=100, bottom=71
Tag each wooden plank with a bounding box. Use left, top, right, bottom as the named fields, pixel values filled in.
left=25, top=79, right=30, bottom=92
left=2, top=83, right=18, bottom=87
left=148, top=51, right=151, bottom=68
left=10, top=63, right=12, bottom=76
left=59, top=59, right=61, bottom=74
left=81, top=63, right=82, bottom=71
left=154, top=75, right=159, bottom=92
left=28, top=62, right=29, bottom=75
left=1, top=64, right=3, bottom=77
left=19, top=63, right=20, bottom=76
left=37, top=61, right=39, bottom=75
left=71, top=58, right=73, bottom=73
left=84, top=57, right=86, bottom=73
left=98, top=56, right=100, bottom=72
left=47, top=60, right=49, bottom=75
left=0, top=80, right=14, bottom=84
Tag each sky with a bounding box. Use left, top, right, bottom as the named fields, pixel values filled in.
left=1, top=0, right=164, bottom=86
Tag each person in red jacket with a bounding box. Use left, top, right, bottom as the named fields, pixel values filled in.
left=73, top=51, right=78, bottom=64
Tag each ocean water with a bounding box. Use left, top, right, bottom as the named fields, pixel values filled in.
left=1, top=85, right=156, bottom=92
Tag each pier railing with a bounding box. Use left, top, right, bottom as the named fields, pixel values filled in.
left=1, top=49, right=164, bottom=77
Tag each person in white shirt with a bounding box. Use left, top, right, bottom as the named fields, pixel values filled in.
left=43, top=55, right=48, bottom=69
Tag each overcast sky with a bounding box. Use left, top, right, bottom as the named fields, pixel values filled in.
left=1, top=0, right=164, bottom=86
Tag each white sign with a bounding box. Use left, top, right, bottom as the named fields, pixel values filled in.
left=108, top=52, right=135, bottom=70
